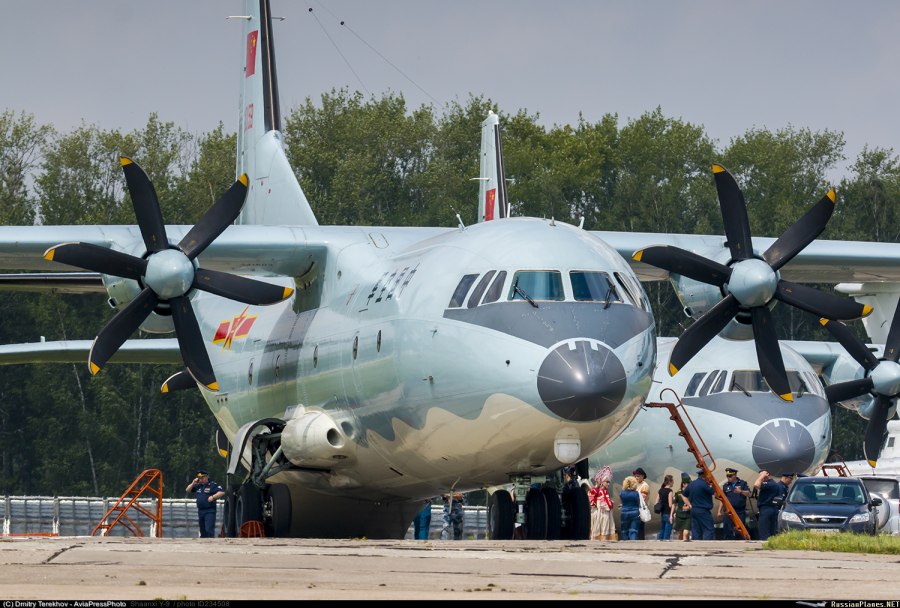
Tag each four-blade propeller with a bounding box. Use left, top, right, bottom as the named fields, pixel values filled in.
left=820, top=302, right=900, bottom=467
left=634, top=164, right=871, bottom=402
left=43, top=157, right=293, bottom=390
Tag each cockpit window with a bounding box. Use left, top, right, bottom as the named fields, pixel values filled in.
left=467, top=270, right=496, bottom=308
left=698, top=370, right=721, bottom=397
left=509, top=270, right=564, bottom=301
left=613, top=272, right=637, bottom=306
left=731, top=370, right=812, bottom=396
left=684, top=372, right=705, bottom=397
left=711, top=370, right=727, bottom=394
left=570, top=271, right=621, bottom=303
left=482, top=271, right=507, bottom=304
left=448, top=274, right=478, bottom=308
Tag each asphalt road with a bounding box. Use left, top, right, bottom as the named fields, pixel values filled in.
left=0, top=536, right=898, bottom=601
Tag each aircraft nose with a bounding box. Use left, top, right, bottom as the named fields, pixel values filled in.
left=537, top=339, right=627, bottom=422
left=752, top=418, right=816, bottom=474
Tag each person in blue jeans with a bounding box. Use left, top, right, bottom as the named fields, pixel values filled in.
left=413, top=499, right=433, bottom=540
left=619, top=475, right=641, bottom=540
left=656, top=474, right=674, bottom=540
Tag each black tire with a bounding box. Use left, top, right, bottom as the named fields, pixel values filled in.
left=524, top=487, right=548, bottom=540
left=488, top=490, right=515, bottom=540
left=223, top=492, right=237, bottom=538
left=235, top=483, right=263, bottom=528
left=562, top=484, right=591, bottom=540
left=542, top=487, right=561, bottom=540
left=265, top=483, right=293, bottom=537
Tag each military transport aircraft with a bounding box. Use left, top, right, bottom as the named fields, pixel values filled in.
left=0, top=0, right=896, bottom=540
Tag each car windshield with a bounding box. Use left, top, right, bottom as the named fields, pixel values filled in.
left=789, top=482, right=866, bottom=505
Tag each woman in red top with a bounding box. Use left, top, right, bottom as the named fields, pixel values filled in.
left=589, top=467, right=616, bottom=540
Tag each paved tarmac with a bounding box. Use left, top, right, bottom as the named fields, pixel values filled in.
left=1, top=536, right=899, bottom=601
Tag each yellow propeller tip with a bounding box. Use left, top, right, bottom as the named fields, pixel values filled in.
left=632, top=250, right=644, bottom=262
left=819, top=318, right=829, bottom=326
left=867, top=459, right=877, bottom=468
left=218, top=448, right=229, bottom=459
left=668, top=363, right=678, bottom=376
left=161, top=384, right=169, bottom=394
left=862, top=305, right=874, bottom=318
left=207, top=381, right=220, bottom=391
left=239, top=174, right=249, bottom=186
left=119, top=156, right=133, bottom=166
left=827, top=189, right=836, bottom=203
left=283, top=287, right=294, bottom=299
left=779, top=392, right=794, bottom=402
left=89, top=362, right=101, bottom=375
left=43, top=249, right=55, bottom=261
left=712, top=164, right=725, bottom=174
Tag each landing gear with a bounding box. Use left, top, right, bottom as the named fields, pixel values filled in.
left=223, top=492, right=237, bottom=538
left=561, top=483, right=590, bottom=540
left=235, top=482, right=263, bottom=529
left=264, top=483, right=292, bottom=537
left=543, top=486, right=562, bottom=540
left=487, top=489, right=515, bottom=540
left=524, top=487, right=547, bottom=539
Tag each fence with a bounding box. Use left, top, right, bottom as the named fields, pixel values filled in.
left=1, top=496, right=487, bottom=539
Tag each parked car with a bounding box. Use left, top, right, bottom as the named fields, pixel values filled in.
left=779, top=476, right=881, bottom=535
left=857, top=475, right=900, bottom=535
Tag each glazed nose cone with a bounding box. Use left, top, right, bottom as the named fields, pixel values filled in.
left=537, top=339, right=627, bottom=422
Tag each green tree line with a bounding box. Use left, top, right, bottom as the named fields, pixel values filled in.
left=2, top=89, right=897, bottom=496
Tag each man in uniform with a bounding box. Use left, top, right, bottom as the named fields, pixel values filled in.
left=754, top=470, right=792, bottom=540
left=185, top=469, right=225, bottom=538
left=684, top=468, right=714, bottom=540
left=716, top=467, right=750, bottom=540
left=441, top=491, right=465, bottom=540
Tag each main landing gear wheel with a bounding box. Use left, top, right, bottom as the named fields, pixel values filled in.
left=223, top=492, right=237, bottom=538
left=235, top=483, right=263, bottom=530
left=542, top=487, right=561, bottom=540
left=264, top=483, right=292, bottom=537
left=487, top=490, right=515, bottom=540
left=524, top=487, right=548, bottom=540
left=561, top=484, right=590, bottom=540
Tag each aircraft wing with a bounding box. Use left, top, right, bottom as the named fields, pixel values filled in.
left=0, top=338, right=181, bottom=365
left=595, top=231, right=900, bottom=284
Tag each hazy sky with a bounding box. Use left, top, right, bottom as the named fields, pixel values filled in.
left=4, top=1, right=900, bottom=181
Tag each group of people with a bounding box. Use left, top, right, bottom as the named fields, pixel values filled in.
left=587, top=465, right=797, bottom=542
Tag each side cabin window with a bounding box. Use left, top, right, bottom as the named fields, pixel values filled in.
left=509, top=270, right=564, bottom=301
left=448, top=274, right=478, bottom=308
left=570, top=271, right=621, bottom=303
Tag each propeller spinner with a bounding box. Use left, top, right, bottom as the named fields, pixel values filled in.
left=43, top=157, right=293, bottom=391
left=821, top=303, right=900, bottom=467
left=634, top=163, right=871, bottom=402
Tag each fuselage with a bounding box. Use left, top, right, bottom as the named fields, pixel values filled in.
left=194, top=217, right=656, bottom=501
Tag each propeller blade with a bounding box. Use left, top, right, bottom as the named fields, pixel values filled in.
left=44, top=242, right=147, bottom=280
left=763, top=190, right=836, bottom=271
left=818, top=318, right=880, bottom=371
left=192, top=268, right=294, bottom=305
left=883, top=298, right=900, bottom=363
left=170, top=295, right=218, bottom=391
left=88, top=288, right=158, bottom=374
left=633, top=246, right=731, bottom=287
left=668, top=294, right=740, bottom=376
left=161, top=369, right=197, bottom=394
left=863, top=395, right=892, bottom=467
left=120, top=157, right=169, bottom=253
left=178, top=175, right=249, bottom=260
left=712, top=164, right=753, bottom=261
left=775, top=280, right=872, bottom=321
left=750, top=306, right=792, bottom=402
left=825, top=377, right=875, bottom=404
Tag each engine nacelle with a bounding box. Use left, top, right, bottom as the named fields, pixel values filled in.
left=281, top=410, right=356, bottom=468
left=102, top=273, right=175, bottom=334
left=820, top=347, right=882, bottom=414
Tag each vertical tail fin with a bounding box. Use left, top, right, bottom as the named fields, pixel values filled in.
left=235, top=0, right=317, bottom=226
left=477, top=111, right=509, bottom=222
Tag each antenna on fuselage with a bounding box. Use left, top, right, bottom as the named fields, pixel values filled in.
left=450, top=206, right=466, bottom=231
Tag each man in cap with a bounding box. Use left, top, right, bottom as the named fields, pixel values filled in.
left=716, top=467, right=750, bottom=540
left=684, top=467, right=715, bottom=540
left=632, top=467, right=650, bottom=539
left=186, top=469, right=225, bottom=538
left=753, top=470, right=793, bottom=540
